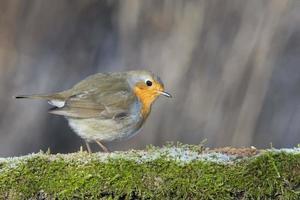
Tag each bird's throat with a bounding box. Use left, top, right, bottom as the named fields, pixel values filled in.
left=133, top=88, right=157, bottom=119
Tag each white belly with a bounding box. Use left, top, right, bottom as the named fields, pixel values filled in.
left=67, top=115, right=142, bottom=142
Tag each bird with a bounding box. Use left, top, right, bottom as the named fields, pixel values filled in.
left=15, top=70, right=171, bottom=153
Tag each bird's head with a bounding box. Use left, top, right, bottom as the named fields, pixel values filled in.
left=127, top=70, right=171, bottom=117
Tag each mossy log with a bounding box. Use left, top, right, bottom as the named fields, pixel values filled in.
left=0, top=145, right=300, bottom=199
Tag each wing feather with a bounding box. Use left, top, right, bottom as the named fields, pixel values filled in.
left=48, top=73, right=136, bottom=119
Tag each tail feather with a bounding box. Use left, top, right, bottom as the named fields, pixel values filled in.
left=14, top=92, right=67, bottom=100
left=14, top=94, right=51, bottom=100
left=15, top=93, right=67, bottom=108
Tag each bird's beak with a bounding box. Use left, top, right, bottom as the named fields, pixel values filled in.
left=157, top=91, right=172, bottom=98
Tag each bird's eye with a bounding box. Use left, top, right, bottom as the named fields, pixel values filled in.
left=146, top=80, right=152, bottom=87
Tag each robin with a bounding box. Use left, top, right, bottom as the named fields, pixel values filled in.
left=16, top=70, right=171, bottom=153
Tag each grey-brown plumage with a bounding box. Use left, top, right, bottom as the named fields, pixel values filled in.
left=16, top=70, right=171, bottom=152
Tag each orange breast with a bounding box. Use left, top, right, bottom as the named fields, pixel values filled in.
left=133, top=87, right=158, bottom=119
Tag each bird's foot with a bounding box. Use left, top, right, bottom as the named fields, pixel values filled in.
left=95, top=140, right=110, bottom=152
left=85, top=141, right=92, bottom=154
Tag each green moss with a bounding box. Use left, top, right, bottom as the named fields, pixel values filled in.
left=0, top=147, right=299, bottom=199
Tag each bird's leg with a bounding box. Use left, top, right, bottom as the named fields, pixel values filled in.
left=95, top=140, right=110, bottom=152
left=85, top=141, right=92, bottom=154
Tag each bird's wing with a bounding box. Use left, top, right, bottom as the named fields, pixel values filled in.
left=49, top=73, right=136, bottom=119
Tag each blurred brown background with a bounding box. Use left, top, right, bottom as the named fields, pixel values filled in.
left=1, top=0, right=300, bottom=156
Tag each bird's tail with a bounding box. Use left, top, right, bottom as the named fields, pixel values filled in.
left=15, top=93, right=67, bottom=108
left=15, top=94, right=52, bottom=100
left=14, top=92, right=66, bottom=101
